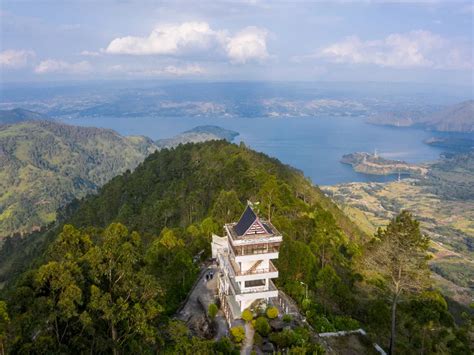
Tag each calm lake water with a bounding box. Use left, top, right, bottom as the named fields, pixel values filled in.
left=66, top=116, right=449, bottom=185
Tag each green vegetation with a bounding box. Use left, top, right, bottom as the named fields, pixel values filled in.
left=254, top=317, right=270, bottom=337
left=0, top=108, right=44, bottom=125
left=0, top=121, right=158, bottom=238
left=341, top=152, right=427, bottom=176
left=242, top=308, right=253, bottom=322
left=208, top=303, right=218, bottom=320
left=323, top=151, right=474, bottom=308
left=0, top=141, right=471, bottom=353
left=230, top=326, right=245, bottom=344
left=365, top=211, right=430, bottom=354
left=4, top=224, right=162, bottom=353
left=156, top=125, right=239, bottom=149
left=421, top=151, right=474, bottom=200
left=269, top=327, right=324, bottom=353
left=0, top=301, right=8, bottom=355
left=266, top=306, right=278, bottom=319
left=164, top=320, right=238, bottom=354
left=0, top=122, right=238, bottom=239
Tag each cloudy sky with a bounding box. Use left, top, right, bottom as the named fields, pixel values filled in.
left=1, top=0, right=473, bottom=85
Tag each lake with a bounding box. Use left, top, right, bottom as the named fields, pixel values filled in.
left=65, top=116, right=450, bottom=185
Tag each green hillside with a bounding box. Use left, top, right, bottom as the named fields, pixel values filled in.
left=0, top=108, right=45, bottom=125
left=0, top=141, right=470, bottom=353
left=0, top=121, right=158, bottom=238
left=0, top=122, right=240, bottom=239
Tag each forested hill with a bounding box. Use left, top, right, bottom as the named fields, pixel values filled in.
left=0, top=140, right=365, bottom=286
left=0, top=120, right=158, bottom=238
left=0, top=108, right=45, bottom=125
left=155, top=125, right=239, bottom=149
left=66, top=141, right=360, bottom=237
left=0, top=122, right=239, bottom=239
left=0, top=141, right=470, bottom=354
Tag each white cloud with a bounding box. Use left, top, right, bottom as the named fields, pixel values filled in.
left=80, top=50, right=101, bottom=57
left=158, top=64, right=205, bottom=76
left=104, top=21, right=269, bottom=64
left=226, top=26, right=268, bottom=64
left=34, top=59, right=92, bottom=74
left=316, top=30, right=472, bottom=70
left=111, top=64, right=206, bottom=77
left=106, top=22, right=226, bottom=56
left=0, top=49, right=35, bottom=68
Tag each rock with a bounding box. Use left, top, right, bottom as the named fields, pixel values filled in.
left=261, top=341, right=275, bottom=353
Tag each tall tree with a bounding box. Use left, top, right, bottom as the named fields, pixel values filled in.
left=258, top=175, right=280, bottom=221
left=211, top=189, right=243, bottom=225
left=85, top=223, right=162, bottom=354
left=365, top=211, right=430, bottom=354
left=0, top=301, right=9, bottom=355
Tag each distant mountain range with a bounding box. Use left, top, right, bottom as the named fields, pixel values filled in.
left=0, top=120, right=238, bottom=238
left=367, top=100, right=474, bottom=133
left=0, top=108, right=46, bottom=125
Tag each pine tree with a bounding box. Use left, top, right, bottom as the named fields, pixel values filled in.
left=365, top=211, right=430, bottom=354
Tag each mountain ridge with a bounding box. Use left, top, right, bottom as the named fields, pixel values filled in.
left=367, top=100, right=474, bottom=133
left=0, top=121, right=239, bottom=238
left=0, top=108, right=46, bottom=125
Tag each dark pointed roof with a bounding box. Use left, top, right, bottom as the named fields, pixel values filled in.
left=234, top=205, right=257, bottom=236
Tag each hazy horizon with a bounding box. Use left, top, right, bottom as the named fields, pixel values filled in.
left=1, top=0, right=473, bottom=86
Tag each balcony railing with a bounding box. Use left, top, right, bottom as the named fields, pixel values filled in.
left=228, top=276, right=278, bottom=295
left=229, top=240, right=280, bottom=257
left=232, top=260, right=278, bottom=276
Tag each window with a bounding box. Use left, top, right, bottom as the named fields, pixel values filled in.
left=245, top=279, right=265, bottom=288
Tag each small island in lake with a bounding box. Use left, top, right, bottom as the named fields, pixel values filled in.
left=341, top=152, right=428, bottom=176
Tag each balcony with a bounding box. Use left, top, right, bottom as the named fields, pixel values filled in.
left=229, top=240, right=280, bottom=257
left=222, top=254, right=278, bottom=281
left=228, top=276, right=278, bottom=295
left=233, top=260, right=278, bottom=276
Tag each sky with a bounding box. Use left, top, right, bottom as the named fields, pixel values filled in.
left=1, top=0, right=473, bottom=86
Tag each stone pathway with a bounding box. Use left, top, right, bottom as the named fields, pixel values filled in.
left=241, top=322, right=254, bottom=355
left=176, top=264, right=229, bottom=339
left=177, top=265, right=217, bottom=319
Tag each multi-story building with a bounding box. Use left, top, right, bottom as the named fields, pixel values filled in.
left=213, top=204, right=282, bottom=324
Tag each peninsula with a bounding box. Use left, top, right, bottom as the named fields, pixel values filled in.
left=341, top=152, right=428, bottom=176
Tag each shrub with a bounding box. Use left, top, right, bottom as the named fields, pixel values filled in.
left=230, top=326, right=246, bottom=344
left=208, top=303, right=218, bottom=320
left=270, top=328, right=298, bottom=349
left=214, top=337, right=234, bottom=353
left=333, top=315, right=360, bottom=331
left=311, top=315, right=336, bottom=333
left=242, top=308, right=253, bottom=322
left=253, top=332, right=263, bottom=346
left=283, top=314, right=292, bottom=323
left=302, top=298, right=311, bottom=310
left=255, top=316, right=271, bottom=336
left=266, top=306, right=279, bottom=319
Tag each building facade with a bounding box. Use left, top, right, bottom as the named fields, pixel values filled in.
left=213, top=205, right=282, bottom=324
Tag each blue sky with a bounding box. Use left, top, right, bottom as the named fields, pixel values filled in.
left=1, top=0, right=473, bottom=85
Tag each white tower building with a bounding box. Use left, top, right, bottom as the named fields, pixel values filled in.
left=214, top=205, right=282, bottom=323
